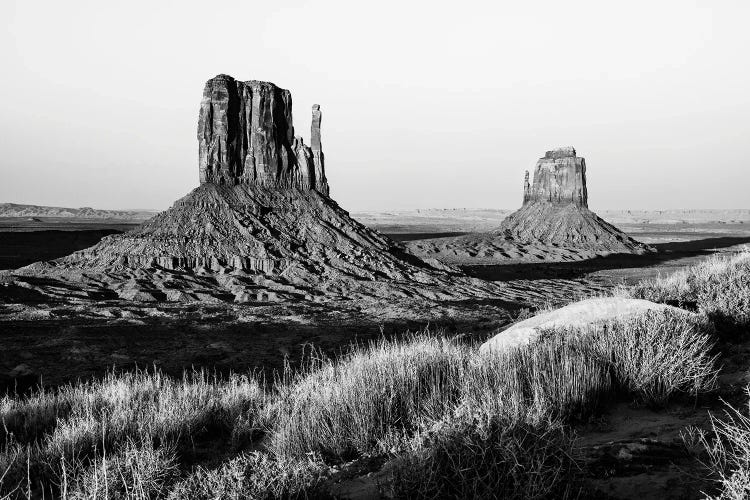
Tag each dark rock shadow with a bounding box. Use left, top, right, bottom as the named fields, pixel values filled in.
left=461, top=236, right=750, bottom=282
left=0, top=230, right=123, bottom=270
left=387, top=232, right=470, bottom=242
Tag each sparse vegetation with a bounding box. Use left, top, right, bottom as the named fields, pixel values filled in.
left=569, top=310, right=717, bottom=405
left=0, top=306, right=718, bottom=499
left=0, top=370, right=264, bottom=498
left=392, top=416, right=575, bottom=499
left=4, top=250, right=749, bottom=498
left=630, top=249, right=750, bottom=500
left=626, top=249, right=750, bottom=331
left=166, top=452, right=329, bottom=500
left=685, top=387, right=750, bottom=500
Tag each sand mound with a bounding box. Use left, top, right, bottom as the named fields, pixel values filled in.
left=480, top=297, right=696, bottom=353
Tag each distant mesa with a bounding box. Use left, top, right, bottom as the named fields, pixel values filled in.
left=407, top=147, right=653, bottom=264
left=0, top=203, right=153, bottom=220
left=6, top=74, right=503, bottom=304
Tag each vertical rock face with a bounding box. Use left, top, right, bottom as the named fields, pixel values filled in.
left=197, top=74, right=329, bottom=195
left=523, top=147, right=587, bottom=207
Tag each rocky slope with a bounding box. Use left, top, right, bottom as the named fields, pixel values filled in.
left=408, top=148, right=652, bottom=264
left=4, top=75, right=504, bottom=304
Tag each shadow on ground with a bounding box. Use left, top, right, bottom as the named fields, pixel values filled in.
left=387, top=232, right=469, bottom=242
left=462, top=236, right=750, bottom=282
left=0, top=303, right=520, bottom=394
left=0, top=230, right=124, bottom=270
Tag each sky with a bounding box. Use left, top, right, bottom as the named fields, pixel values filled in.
left=1, top=0, right=748, bottom=211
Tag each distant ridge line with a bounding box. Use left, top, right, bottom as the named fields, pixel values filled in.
left=0, top=203, right=156, bottom=220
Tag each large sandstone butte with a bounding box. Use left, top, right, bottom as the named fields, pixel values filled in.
left=408, top=148, right=652, bottom=264
left=7, top=75, right=502, bottom=303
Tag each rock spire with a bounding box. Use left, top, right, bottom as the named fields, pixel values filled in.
left=310, top=104, right=328, bottom=194
left=197, top=74, right=329, bottom=195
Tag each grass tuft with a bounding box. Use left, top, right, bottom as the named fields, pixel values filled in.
left=1, top=369, right=264, bottom=498
left=392, top=416, right=576, bottom=500
left=625, top=249, right=750, bottom=333
left=166, top=452, right=328, bottom=500
left=686, top=387, right=750, bottom=500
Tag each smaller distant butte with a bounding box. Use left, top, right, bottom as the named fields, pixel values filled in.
left=407, top=147, right=654, bottom=265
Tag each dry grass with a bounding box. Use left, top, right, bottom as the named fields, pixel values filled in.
left=64, top=440, right=177, bottom=500
left=392, top=417, right=576, bottom=499
left=267, top=310, right=716, bottom=497
left=268, top=333, right=611, bottom=463
left=0, top=370, right=264, bottom=498
left=270, top=310, right=715, bottom=462
left=0, top=312, right=716, bottom=499
left=563, top=310, right=718, bottom=405
left=685, top=387, right=750, bottom=500
left=166, top=452, right=328, bottom=500
left=625, top=249, right=750, bottom=331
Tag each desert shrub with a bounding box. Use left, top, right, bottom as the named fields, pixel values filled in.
left=392, top=416, right=576, bottom=500
left=268, top=334, right=470, bottom=461
left=570, top=310, right=717, bottom=405
left=0, top=370, right=264, bottom=497
left=687, top=387, right=750, bottom=500
left=63, top=440, right=178, bottom=500
left=466, top=336, right=613, bottom=423
left=268, top=333, right=614, bottom=462
left=269, top=311, right=716, bottom=463
left=626, top=249, right=750, bottom=331
left=167, top=452, right=329, bottom=500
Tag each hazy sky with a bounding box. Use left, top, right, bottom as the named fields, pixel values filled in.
left=1, top=0, right=748, bottom=211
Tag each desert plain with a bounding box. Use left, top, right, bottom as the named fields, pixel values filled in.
left=1, top=206, right=748, bottom=388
